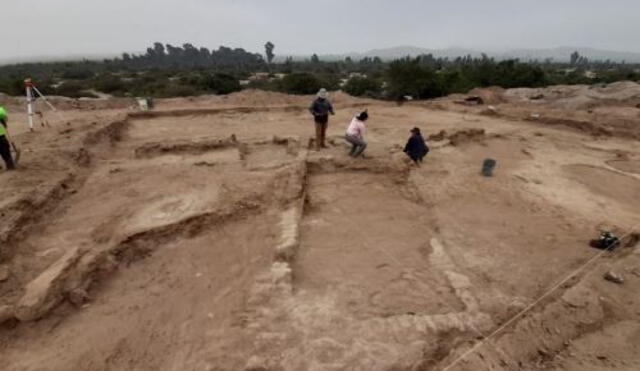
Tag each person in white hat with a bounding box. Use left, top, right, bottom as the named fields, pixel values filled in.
left=309, top=88, right=335, bottom=150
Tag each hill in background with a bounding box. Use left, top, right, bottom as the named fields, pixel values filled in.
left=282, top=46, right=640, bottom=63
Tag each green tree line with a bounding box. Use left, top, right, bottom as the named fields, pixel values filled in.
left=0, top=44, right=638, bottom=99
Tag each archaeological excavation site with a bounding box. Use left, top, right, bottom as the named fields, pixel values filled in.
left=1, top=85, right=640, bottom=371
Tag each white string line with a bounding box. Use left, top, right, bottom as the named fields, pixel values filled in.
left=339, top=207, right=520, bottom=368
left=440, top=221, right=640, bottom=371
left=32, top=85, right=67, bottom=123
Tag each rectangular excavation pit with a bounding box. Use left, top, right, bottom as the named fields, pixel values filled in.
left=293, top=170, right=466, bottom=317
left=241, top=142, right=300, bottom=171
left=0, top=114, right=291, bottom=317
left=128, top=144, right=242, bottom=169
left=127, top=110, right=313, bottom=145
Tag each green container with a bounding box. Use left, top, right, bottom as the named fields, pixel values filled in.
left=482, top=158, right=497, bottom=177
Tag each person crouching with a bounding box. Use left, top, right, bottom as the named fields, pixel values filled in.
left=345, top=110, right=368, bottom=157
left=404, top=127, right=429, bottom=164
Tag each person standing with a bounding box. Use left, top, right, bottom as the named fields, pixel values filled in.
left=0, top=106, right=15, bottom=171
left=403, top=127, right=429, bottom=164
left=309, top=88, right=334, bottom=150
left=345, top=110, right=368, bottom=157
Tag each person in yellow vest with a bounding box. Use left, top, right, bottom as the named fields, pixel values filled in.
left=0, top=106, right=16, bottom=170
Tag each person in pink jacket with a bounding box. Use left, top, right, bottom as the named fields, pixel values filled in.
left=345, top=110, right=368, bottom=157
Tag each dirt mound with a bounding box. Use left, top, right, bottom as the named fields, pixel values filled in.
left=48, top=97, right=137, bottom=111
left=157, top=89, right=304, bottom=109
left=467, top=86, right=507, bottom=105
left=525, top=115, right=613, bottom=137
left=428, top=128, right=487, bottom=146
left=155, top=89, right=375, bottom=111
left=485, top=81, right=640, bottom=139
left=0, top=93, right=136, bottom=112
left=503, top=81, right=640, bottom=110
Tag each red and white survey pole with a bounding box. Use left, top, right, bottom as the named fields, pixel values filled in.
left=24, top=78, right=61, bottom=130
left=25, top=78, right=35, bottom=131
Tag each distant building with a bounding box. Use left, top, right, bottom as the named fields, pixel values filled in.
left=584, top=70, right=597, bottom=79
left=248, top=73, right=270, bottom=81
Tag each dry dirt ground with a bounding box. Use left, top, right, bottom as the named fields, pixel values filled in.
left=0, top=86, right=639, bottom=371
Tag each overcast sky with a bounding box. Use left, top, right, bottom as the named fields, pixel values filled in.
left=3, top=0, right=639, bottom=61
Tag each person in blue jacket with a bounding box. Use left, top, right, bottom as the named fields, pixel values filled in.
left=309, top=88, right=335, bottom=150
left=403, top=127, right=429, bottom=164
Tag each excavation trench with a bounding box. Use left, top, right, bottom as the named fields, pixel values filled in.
left=246, top=141, right=635, bottom=370
left=242, top=158, right=500, bottom=370
left=0, top=111, right=303, bottom=325
left=1, top=111, right=312, bottom=370
left=2, top=108, right=639, bottom=371
left=295, top=170, right=466, bottom=317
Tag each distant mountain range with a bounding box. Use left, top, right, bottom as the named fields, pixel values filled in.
left=4, top=46, right=640, bottom=66
left=285, top=46, right=640, bottom=63
left=0, top=53, right=117, bottom=66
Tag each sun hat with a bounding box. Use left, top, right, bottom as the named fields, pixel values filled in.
left=317, top=88, right=328, bottom=99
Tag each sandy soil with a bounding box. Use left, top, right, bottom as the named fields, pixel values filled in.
left=0, top=86, right=639, bottom=371
left=429, top=81, right=640, bottom=140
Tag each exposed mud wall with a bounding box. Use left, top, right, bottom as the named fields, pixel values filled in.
left=0, top=109, right=313, bottom=326
left=1, top=117, right=130, bottom=258
left=134, top=136, right=239, bottom=158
